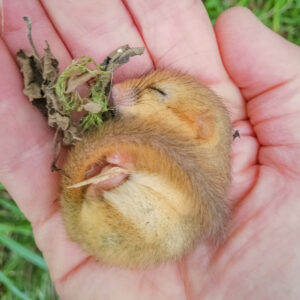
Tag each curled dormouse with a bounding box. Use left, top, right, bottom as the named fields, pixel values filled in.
left=61, top=71, right=232, bottom=268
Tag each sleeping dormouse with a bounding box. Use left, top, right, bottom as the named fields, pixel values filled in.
left=61, top=71, right=232, bottom=268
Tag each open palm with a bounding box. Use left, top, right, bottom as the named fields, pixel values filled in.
left=1, top=1, right=300, bottom=299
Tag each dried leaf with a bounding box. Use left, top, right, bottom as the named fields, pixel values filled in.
left=62, top=125, right=81, bottom=145
left=48, top=112, right=70, bottom=131
left=67, top=167, right=130, bottom=189
left=65, top=69, right=99, bottom=94
left=103, top=45, right=144, bottom=73
left=17, top=17, right=145, bottom=171
left=82, top=102, right=102, bottom=113
left=32, top=98, right=48, bottom=117
left=51, top=129, right=63, bottom=172
left=42, top=44, right=59, bottom=85
left=16, top=50, right=43, bottom=101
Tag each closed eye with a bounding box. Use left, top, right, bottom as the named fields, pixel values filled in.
left=147, top=86, right=167, bottom=96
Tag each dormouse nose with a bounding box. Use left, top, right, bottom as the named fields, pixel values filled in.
left=111, top=84, right=137, bottom=107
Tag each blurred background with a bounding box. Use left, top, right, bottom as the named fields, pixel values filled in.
left=1, top=0, right=299, bottom=299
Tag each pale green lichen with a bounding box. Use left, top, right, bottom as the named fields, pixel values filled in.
left=55, top=57, right=100, bottom=111
left=55, top=56, right=111, bottom=132
left=80, top=77, right=109, bottom=132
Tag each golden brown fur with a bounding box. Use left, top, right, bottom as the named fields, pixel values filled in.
left=61, top=70, right=232, bottom=268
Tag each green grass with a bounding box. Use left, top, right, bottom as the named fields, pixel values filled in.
left=1, top=1, right=300, bottom=299
left=0, top=186, right=58, bottom=300
left=204, top=0, right=300, bottom=45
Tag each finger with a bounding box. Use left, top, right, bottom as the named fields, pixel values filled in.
left=0, top=0, right=93, bottom=284
left=2, top=0, right=71, bottom=69
left=229, top=121, right=259, bottom=203
left=0, top=38, right=59, bottom=223
left=123, top=0, right=245, bottom=121
left=0, top=0, right=72, bottom=223
left=33, top=212, right=89, bottom=283
left=124, top=0, right=226, bottom=80
left=214, top=7, right=300, bottom=100
left=215, top=7, right=300, bottom=175
left=40, top=0, right=153, bottom=81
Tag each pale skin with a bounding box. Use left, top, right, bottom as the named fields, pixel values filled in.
left=0, top=0, right=300, bottom=299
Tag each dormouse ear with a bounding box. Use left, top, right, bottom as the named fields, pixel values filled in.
left=195, top=110, right=215, bottom=140
left=68, top=151, right=134, bottom=195
left=169, top=106, right=216, bottom=140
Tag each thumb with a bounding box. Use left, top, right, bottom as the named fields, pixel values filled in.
left=214, top=7, right=300, bottom=99
left=215, top=7, right=300, bottom=176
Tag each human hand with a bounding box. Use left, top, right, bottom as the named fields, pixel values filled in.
left=1, top=1, right=300, bottom=299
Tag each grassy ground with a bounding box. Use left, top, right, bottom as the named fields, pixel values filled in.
left=0, top=183, right=57, bottom=300
left=0, top=1, right=299, bottom=299
left=205, top=0, right=300, bottom=45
